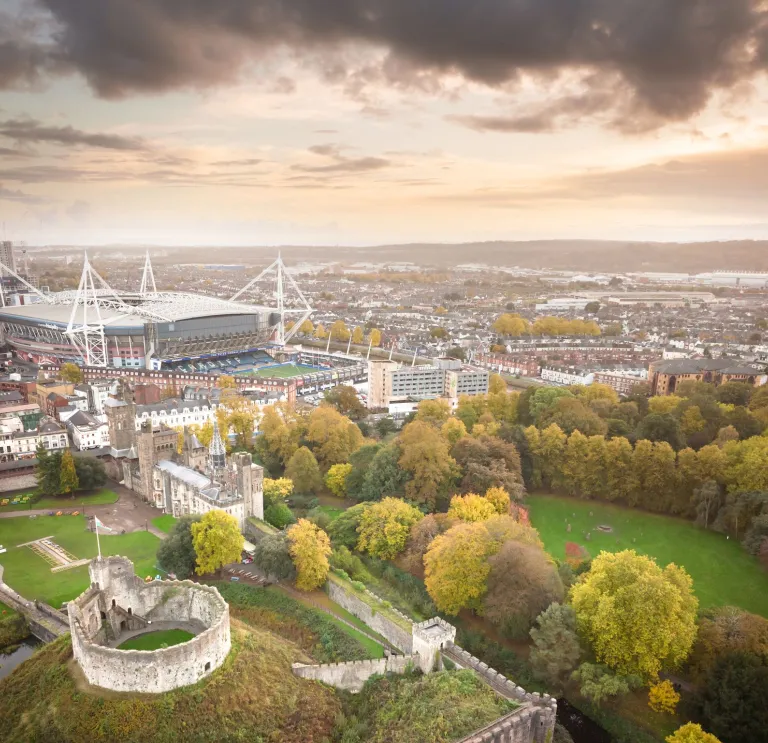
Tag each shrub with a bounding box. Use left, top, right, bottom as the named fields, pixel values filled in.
left=648, top=680, right=680, bottom=714
left=264, top=503, right=296, bottom=530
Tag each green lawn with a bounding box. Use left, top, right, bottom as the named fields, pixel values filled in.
left=117, top=629, right=194, bottom=650
left=0, top=515, right=160, bottom=608
left=0, top=488, right=119, bottom=512
left=151, top=514, right=178, bottom=533
left=527, top=494, right=768, bottom=617
left=315, top=505, right=344, bottom=522
left=247, top=363, right=318, bottom=379
left=0, top=599, right=18, bottom=618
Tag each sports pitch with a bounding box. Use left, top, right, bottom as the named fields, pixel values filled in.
left=243, top=363, right=319, bottom=379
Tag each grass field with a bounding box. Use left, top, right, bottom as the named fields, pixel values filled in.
left=527, top=494, right=768, bottom=617
left=151, top=514, right=178, bottom=533
left=315, top=505, right=345, bottom=522
left=246, top=363, right=319, bottom=379
left=0, top=515, right=160, bottom=608
left=117, top=629, right=194, bottom=650
left=0, top=488, right=119, bottom=512
left=0, top=599, right=18, bottom=618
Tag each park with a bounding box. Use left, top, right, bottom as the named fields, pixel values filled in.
left=527, top=494, right=768, bottom=618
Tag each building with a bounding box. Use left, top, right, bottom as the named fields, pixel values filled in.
left=66, top=410, right=110, bottom=450
left=473, top=352, right=541, bottom=378
left=367, top=357, right=489, bottom=410
left=593, top=370, right=648, bottom=396
left=134, top=397, right=218, bottom=431
left=29, top=380, right=75, bottom=409
left=0, top=402, right=43, bottom=431
left=0, top=390, right=24, bottom=407
left=540, top=364, right=595, bottom=386
left=649, top=359, right=768, bottom=396
left=133, top=383, right=163, bottom=405
left=75, top=380, right=119, bottom=415
left=0, top=240, right=15, bottom=272
left=10, top=417, right=69, bottom=459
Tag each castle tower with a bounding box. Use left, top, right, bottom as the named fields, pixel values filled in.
left=137, top=421, right=156, bottom=502
left=235, top=452, right=263, bottom=521
left=105, top=380, right=136, bottom=453
left=182, top=426, right=207, bottom=471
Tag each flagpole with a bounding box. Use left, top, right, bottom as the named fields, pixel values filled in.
left=95, top=518, right=101, bottom=560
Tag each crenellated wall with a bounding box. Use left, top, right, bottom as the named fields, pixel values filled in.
left=68, top=556, right=231, bottom=693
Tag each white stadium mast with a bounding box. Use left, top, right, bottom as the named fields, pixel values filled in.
left=139, top=251, right=157, bottom=295
left=230, top=254, right=313, bottom=345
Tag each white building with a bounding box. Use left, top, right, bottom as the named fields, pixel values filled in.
left=10, top=417, right=69, bottom=459
left=66, top=410, right=110, bottom=450
left=540, top=365, right=595, bottom=386
left=135, top=398, right=218, bottom=431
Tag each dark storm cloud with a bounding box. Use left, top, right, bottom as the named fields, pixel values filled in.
left=0, top=1, right=764, bottom=126
left=0, top=117, right=147, bottom=151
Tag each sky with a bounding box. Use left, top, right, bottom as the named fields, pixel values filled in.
left=2, top=0, right=768, bottom=247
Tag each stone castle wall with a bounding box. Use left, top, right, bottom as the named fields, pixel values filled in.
left=327, top=579, right=413, bottom=653
left=292, top=654, right=417, bottom=692
left=68, top=556, right=231, bottom=693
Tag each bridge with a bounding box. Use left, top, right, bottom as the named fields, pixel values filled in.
left=0, top=582, right=69, bottom=643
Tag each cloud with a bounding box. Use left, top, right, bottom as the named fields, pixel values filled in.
left=0, top=0, right=764, bottom=127
left=0, top=184, right=46, bottom=203
left=211, top=158, right=263, bottom=167
left=296, top=144, right=391, bottom=173
left=0, top=117, right=148, bottom=150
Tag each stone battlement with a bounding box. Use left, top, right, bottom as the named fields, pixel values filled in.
left=292, top=655, right=418, bottom=692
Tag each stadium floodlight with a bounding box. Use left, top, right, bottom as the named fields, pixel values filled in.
left=230, top=254, right=313, bottom=345
left=0, top=260, right=53, bottom=307
left=139, top=251, right=157, bottom=295
left=64, top=253, right=110, bottom=367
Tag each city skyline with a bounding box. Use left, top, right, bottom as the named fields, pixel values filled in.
left=2, top=1, right=768, bottom=246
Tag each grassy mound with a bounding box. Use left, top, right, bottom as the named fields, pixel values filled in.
left=0, top=621, right=341, bottom=743
left=528, top=494, right=768, bottom=617
left=117, top=629, right=194, bottom=650
left=335, top=669, right=517, bottom=743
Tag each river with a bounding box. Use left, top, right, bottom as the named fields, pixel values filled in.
left=0, top=637, right=41, bottom=680
left=557, top=697, right=613, bottom=743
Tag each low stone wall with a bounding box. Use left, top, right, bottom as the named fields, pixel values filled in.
left=292, top=654, right=417, bottom=692
left=0, top=474, right=36, bottom=492
left=455, top=706, right=536, bottom=743
left=0, top=585, right=68, bottom=642
left=327, top=578, right=413, bottom=653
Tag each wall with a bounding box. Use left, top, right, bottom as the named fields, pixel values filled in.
left=292, top=654, right=416, bottom=692
left=0, top=473, right=36, bottom=491
left=327, top=578, right=413, bottom=653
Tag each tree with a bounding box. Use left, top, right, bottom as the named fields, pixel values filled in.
left=329, top=319, right=350, bottom=341
left=429, top=326, right=449, bottom=339
left=398, top=420, right=457, bottom=508
left=253, top=533, right=297, bottom=581
left=306, top=406, right=363, bottom=469
left=424, top=521, right=495, bottom=614
left=455, top=395, right=488, bottom=430
left=361, top=442, right=409, bottom=501
left=700, top=653, right=768, bottom=743
left=59, top=449, right=79, bottom=494
left=352, top=326, right=364, bottom=344
left=156, top=515, right=201, bottom=579
left=403, top=512, right=457, bottom=570
left=715, top=382, right=753, bottom=407
left=299, top=318, right=314, bottom=336
left=484, top=540, right=564, bottom=638
left=285, top=446, right=323, bottom=494
left=529, top=387, right=573, bottom=424
left=74, top=456, right=107, bottom=490
left=489, top=374, right=507, bottom=394
left=724, top=437, right=768, bottom=492
left=585, top=301, right=601, bottom=314
left=666, top=723, right=722, bottom=743
left=218, top=374, right=237, bottom=390
left=344, top=443, right=380, bottom=500
left=571, top=550, right=698, bottom=680
left=191, top=510, right=243, bottom=576
left=375, top=417, right=397, bottom=438
left=287, top=518, right=332, bottom=591
left=492, top=313, right=530, bottom=336
left=263, top=477, right=294, bottom=507
left=648, top=680, right=680, bottom=714
left=59, top=362, right=82, bottom=383
left=368, top=328, right=382, bottom=346
left=540, top=397, right=608, bottom=436
left=314, top=323, right=327, bottom=339
left=441, top=417, right=467, bottom=446
left=637, top=413, right=685, bottom=450
left=693, top=481, right=723, bottom=529
left=452, top=434, right=524, bottom=495
left=264, top=502, right=296, bottom=529
left=571, top=663, right=642, bottom=706
left=356, top=497, right=423, bottom=560
left=35, top=442, right=59, bottom=496
left=324, top=385, right=366, bottom=420
left=325, top=463, right=353, bottom=497
left=529, top=603, right=582, bottom=691
left=415, top=398, right=452, bottom=427
left=327, top=502, right=370, bottom=549
left=649, top=395, right=684, bottom=415
left=484, top=486, right=511, bottom=515
left=448, top=493, right=497, bottom=522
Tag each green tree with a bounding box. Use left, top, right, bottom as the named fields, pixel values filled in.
left=59, top=449, right=79, bottom=494
left=571, top=663, right=642, bottom=706
left=287, top=518, right=332, bottom=590
left=191, top=510, right=244, bottom=575
left=716, top=382, right=753, bottom=407
left=344, top=443, right=381, bottom=500
left=325, top=463, right=353, bottom=497
left=253, top=533, right=297, bottom=581
left=529, top=387, right=573, bottom=424
left=529, top=603, right=582, bottom=692
left=637, top=413, right=685, bottom=450
left=327, top=502, right=370, bottom=549
left=356, top=497, right=423, bottom=560
left=264, top=502, right=296, bottom=529
left=361, top=442, right=409, bottom=501
left=571, top=550, right=698, bottom=680
left=156, top=515, right=201, bottom=579
left=34, top=442, right=59, bottom=496
left=59, top=362, right=83, bottom=383
left=286, top=446, right=323, bottom=494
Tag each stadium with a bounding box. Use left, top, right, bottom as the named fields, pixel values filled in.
left=0, top=253, right=314, bottom=373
